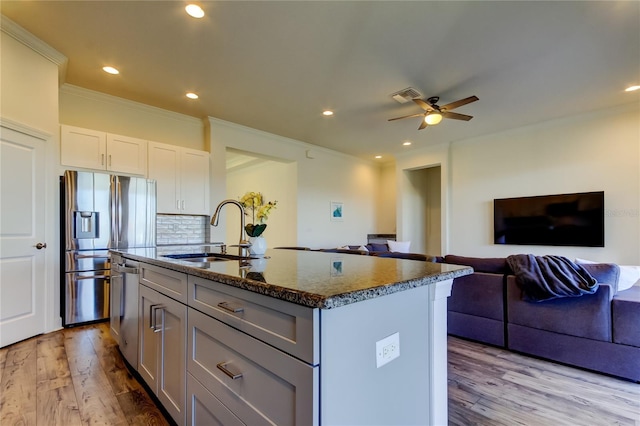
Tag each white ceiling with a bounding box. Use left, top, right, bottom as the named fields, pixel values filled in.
left=2, top=1, right=639, bottom=161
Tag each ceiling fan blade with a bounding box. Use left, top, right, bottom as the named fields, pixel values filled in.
left=413, top=98, right=435, bottom=111
left=443, top=111, right=473, bottom=121
left=418, top=119, right=429, bottom=130
left=388, top=113, right=425, bottom=122
left=440, top=95, right=479, bottom=111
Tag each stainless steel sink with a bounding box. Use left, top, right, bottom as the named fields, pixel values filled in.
left=163, top=252, right=258, bottom=262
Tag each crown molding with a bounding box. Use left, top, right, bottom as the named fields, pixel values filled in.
left=1, top=14, right=68, bottom=82
left=61, top=84, right=203, bottom=126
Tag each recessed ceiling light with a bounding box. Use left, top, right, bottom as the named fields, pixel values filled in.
left=102, top=66, right=119, bottom=75
left=185, top=4, right=205, bottom=18
left=625, top=85, right=640, bottom=92
left=402, top=141, right=412, bottom=146
left=322, top=110, right=334, bottom=116
left=186, top=92, right=199, bottom=99
left=375, top=155, right=382, bottom=159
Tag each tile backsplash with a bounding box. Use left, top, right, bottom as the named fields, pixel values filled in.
left=156, top=214, right=210, bottom=245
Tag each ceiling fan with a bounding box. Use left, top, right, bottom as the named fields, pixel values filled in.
left=388, top=95, right=479, bottom=130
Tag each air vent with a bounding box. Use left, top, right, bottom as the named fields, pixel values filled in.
left=390, top=87, right=423, bottom=104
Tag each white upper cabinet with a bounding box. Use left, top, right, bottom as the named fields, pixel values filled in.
left=60, top=125, right=147, bottom=175
left=148, top=141, right=210, bottom=215
left=106, top=133, right=148, bottom=175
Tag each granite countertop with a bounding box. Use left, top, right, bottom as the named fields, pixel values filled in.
left=113, top=246, right=473, bottom=309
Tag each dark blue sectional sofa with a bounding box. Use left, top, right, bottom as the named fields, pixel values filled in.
left=443, top=255, right=640, bottom=382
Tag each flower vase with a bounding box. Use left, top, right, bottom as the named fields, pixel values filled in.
left=249, top=236, right=267, bottom=256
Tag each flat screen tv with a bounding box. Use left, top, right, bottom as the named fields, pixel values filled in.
left=493, top=191, right=604, bottom=247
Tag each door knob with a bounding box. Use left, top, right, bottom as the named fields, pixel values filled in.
left=35, top=242, right=47, bottom=250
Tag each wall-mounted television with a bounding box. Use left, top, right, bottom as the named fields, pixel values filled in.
left=493, top=191, right=604, bottom=247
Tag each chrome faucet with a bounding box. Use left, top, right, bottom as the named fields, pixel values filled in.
left=210, top=199, right=252, bottom=256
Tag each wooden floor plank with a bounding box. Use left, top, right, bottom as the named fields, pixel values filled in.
left=447, top=336, right=640, bottom=426
left=35, top=330, right=83, bottom=425
left=87, top=322, right=142, bottom=396
left=0, top=339, right=38, bottom=425
left=116, top=388, right=171, bottom=426
left=64, top=326, right=129, bottom=426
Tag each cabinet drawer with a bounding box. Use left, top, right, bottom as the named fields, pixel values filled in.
left=188, top=276, right=318, bottom=365
left=140, top=263, right=187, bottom=303
left=187, top=308, right=318, bottom=426
left=187, top=373, right=244, bottom=426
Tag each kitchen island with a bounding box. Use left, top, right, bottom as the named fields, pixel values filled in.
left=112, top=246, right=472, bottom=426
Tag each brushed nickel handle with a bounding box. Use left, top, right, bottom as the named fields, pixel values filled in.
left=216, top=362, right=243, bottom=380
left=35, top=242, right=47, bottom=249
left=217, top=301, right=244, bottom=314
left=149, top=304, right=163, bottom=330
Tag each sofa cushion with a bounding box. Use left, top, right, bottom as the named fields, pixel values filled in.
left=444, top=255, right=511, bottom=274
left=448, top=272, right=504, bottom=321
left=612, top=285, right=640, bottom=347
left=387, top=240, right=411, bottom=253
left=506, top=275, right=613, bottom=342
left=576, top=258, right=639, bottom=291
left=366, top=243, right=389, bottom=252
left=580, top=263, right=620, bottom=296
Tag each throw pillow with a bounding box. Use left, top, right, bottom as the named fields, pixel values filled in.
left=576, top=258, right=640, bottom=292
left=387, top=240, right=411, bottom=253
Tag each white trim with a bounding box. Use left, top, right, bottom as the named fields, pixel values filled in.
left=0, top=117, right=52, bottom=141
left=61, top=84, right=203, bottom=126
left=207, top=116, right=378, bottom=166
left=1, top=15, right=68, bottom=80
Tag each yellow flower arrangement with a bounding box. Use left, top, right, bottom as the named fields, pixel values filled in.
left=239, top=191, right=277, bottom=237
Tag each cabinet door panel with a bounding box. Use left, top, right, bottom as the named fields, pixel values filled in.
left=158, top=295, right=187, bottom=425
left=138, top=284, right=160, bottom=391
left=187, top=373, right=244, bottom=426
left=148, top=141, right=180, bottom=213
left=179, top=148, right=209, bottom=215
left=60, top=125, right=106, bottom=170
left=106, top=134, right=147, bottom=175
left=109, top=259, right=122, bottom=345
left=187, top=308, right=318, bottom=426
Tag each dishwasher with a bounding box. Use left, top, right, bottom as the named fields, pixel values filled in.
left=110, top=254, right=140, bottom=369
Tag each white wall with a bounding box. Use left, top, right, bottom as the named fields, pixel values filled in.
left=397, top=102, right=640, bottom=264
left=1, top=30, right=61, bottom=332
left=59, top=84, right=204, bottom=151
left=207, top=118, right=381, bottom=249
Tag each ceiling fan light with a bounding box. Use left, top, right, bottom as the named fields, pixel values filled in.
left=425, top=112, right=442, bottom=125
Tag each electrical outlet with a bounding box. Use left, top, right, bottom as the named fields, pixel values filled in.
left=376, top=332, right=400, bottom=368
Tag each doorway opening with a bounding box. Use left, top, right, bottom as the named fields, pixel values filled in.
left=225, top=148, right=297, bottom=249
left=405, top=166, right=442, bottom=255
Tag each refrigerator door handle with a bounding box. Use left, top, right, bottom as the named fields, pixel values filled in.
left=76, top=274, right=110, bottom=280
left=75, top=253, right=110, bottom=259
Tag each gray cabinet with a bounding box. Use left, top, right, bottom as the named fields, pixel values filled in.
left=109, top=254, right=123, bottom=345
left=110, top=255, right=140, bottom=368
left=139, top=283, right=187, bottom=426
left=187, top=308, right=318, bottom=426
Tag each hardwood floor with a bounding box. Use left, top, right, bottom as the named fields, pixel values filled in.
left=0, top=322, right=169, bottom=426
left=448, top=337, right=640, bottom=426
left=1, top=324, right=639, bottom=425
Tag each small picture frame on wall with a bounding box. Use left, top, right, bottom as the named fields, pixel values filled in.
left=330, top=201, right=343, bottom=221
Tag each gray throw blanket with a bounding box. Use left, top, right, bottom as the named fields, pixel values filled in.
left=506, top=254, right=598, bottom=302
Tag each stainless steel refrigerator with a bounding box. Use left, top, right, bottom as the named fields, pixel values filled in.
left=60, top=170, right=156, bottom=327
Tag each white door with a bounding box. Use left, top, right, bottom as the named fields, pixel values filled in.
left=0, top=124, right=46, bottom=347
